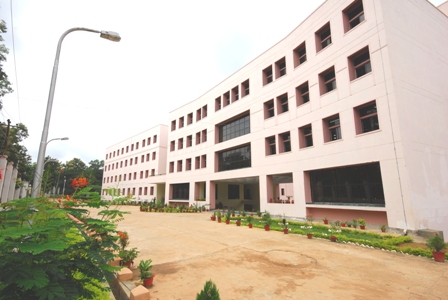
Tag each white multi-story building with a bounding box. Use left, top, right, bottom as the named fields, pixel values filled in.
left=104, top=0, right=448, bottom=238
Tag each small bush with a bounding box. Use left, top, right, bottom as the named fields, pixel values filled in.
left=196, top=280, right=220, bottom=300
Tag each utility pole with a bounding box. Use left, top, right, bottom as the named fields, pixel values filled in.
left=2, top=119, right=11, bottom=156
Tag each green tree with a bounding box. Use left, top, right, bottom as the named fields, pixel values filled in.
left=0, top=20, right=13, bottom=109
left=62, top=158, right=87, bottom=195
left=85, top=159, right=104, bottom=193
left=40, top=156, right=63, bottom=195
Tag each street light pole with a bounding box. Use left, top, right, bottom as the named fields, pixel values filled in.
left=31, top=27, right=121, bottom=198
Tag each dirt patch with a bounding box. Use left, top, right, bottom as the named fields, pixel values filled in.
left=396, top=242, right=428, bottom=250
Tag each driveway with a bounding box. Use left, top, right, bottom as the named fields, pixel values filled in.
left=106, top=206, right=448, bottom=300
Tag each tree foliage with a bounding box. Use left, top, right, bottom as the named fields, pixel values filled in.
left=0, top=20, right=13, bottom=109
left=0, top=188, right=130, bottom=299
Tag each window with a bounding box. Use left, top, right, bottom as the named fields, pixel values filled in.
left=145, top=170, right=149, bottom=178
left=202, top=105, right=207, bottom=118
left=323, top=114, right=342, bottom=142
left=196, top=132, right=201, bottom=145
left=277, top=93, right=289, bottom=113
left=121, top=148, right=124, bottom=154
left=144, top=187, right=148, bottom=195
left=151, top=169, right=155, bottom=176
left=131, top=144, right=134, bottom=151
left=279, top=132, right=291, bottom=153
left=172, top=183, right=189, bottom=200
left=293, top=42, right=307, bottom=67
left=215, top=96, right=222, bottom=111
left=201, top=155, right=206, bottom=168
left=147, top=137, right=151, bottom=145
left=316, top=22, right=332, bottom=52
left=299, top=124, right=313, bottom=148
left=232, top=86, right=239, bottom=102
left=309, top=162, right=385, bottom=206
left=218, top=144, right=251, bottom=172
left=319, top=66, right=336, bottom=95
left=150, top=186, right=154, bottom=195
left=170, top=140, right=175, bottom=152
left=241, top=79, right=250, bottom=97
left=179, top=117, right=184, bottom=128
left=140, top=171, right=143, bottom=179
left=133, top=172, right=137, bottom=180
left=264, top=100, right=275, bottom=119
left=152, top=152, right=156, bottom=160
left=186, top=158, right=192, bottom=171
left=123, top=174, right=127, bottom=181
left=146, top=153, right=150, bottom=161
left=223, top=91, right=230, bottom=107
left=228, top=184, right=240, bottom=199
left=296, top=81, right=310, bottom=106
left=106, top=154, right=108, bottom=160
left=349, top=46, right=371, bottom=80
left=202, top=129, right=207, bottom=143
left=141, top=155, right=144, bottom=163
left=177, top=160, right=183, bottom=172
left=125, top=160, right=128, bottom=167
left=171, top=120, right=176, bottom=131
left=153, top=135, right=157, bottom=143
left=134, top=157, right=138, bottom=164
left=343, top=0, right=365, bottom=32
left=130, top=159, right=133, bottom=166
left=263, top=66, right=273, bottom=85
left=195, top=156, right=200, bottom=169
left=178, top=138, right=184, bottom=149
left=126, top=146, right=129, bottom=153
left=136, top=142, right=139, bottom=149
left=355, top=101, right=379, bottom=134
left=196, top=108, right=202, bottom=121
left=169, top=162, right=174, bottom=173
left=266, top=136, right=276, bottom=155
left=188, top=113, right=193, bottom=125
left=187, top=135, right=193, bottom=147
left=275, top=57, right=286, bottom=79
left=120, top=161, right=123, bottom=168
left=218, top=113, right=250, bottom=142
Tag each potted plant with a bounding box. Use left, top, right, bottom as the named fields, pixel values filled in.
left=358, top=218, right=366, bottom=230
left=231, top=209, right=236, bottom=217
left=346, top=221, right=352, bottom=228
left=119, top=247, right=139, bottom=268
left=246, top=215, right=254, bottom=228
left=256, top=210, right=262, bottom=217
left=236, top=217, right=241, bottom=226
left=328, top=221, right=341, bottom=242
left=196, top=280, right=220, bottom=300
left=138, top=259, right=155, bottom=287
left=341, top=221, right=346, bottom=228
left=352, top=219, right=358, bottom=229
left=380, top=224, right=387, bottom=232
left=279, top=215, right=289, bottom=234
left=211, top=212, right=216, bottom=221
left=323, top=216, right=329, bottom=225
left=217, top=210, right=222, bottom=223
left=263, top=212, right=272, bottom=231
left=426, top=234, right=447, bottom=262
left=225, top=210, right=231, bottom=224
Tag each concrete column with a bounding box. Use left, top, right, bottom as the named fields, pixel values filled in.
left=1, top=162, right=13, bottom=202
left=0, top=155, right=8, bottom=198
left=8, top=167, right=18, bottom=201
left=20, top=180, right=29, bottom=198
left=14, top=177, right=21, bottom=199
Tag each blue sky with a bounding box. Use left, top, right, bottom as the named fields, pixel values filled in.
left=0, top=0, right=446, bottom=165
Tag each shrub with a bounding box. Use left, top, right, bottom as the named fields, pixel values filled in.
left=196, top=280, right=220, bottom=300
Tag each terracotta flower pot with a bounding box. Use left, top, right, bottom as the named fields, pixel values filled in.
left=248, top=224, right=253, bottom=228
left=324, top=220, right=329, bottom=225
left=121, top=261, right=133, bottom=268
left=236, top=221, right=241, bottom=226
left=341, top=223, right=346, bottom=227
left=264, top=225, right=270, bottom=231
left=360, top=225, right=366, bottom=230
left=381, top=228, right=386, bottom=232
left=433, top=251, right=445, bottom=262
left=330, top=236, right=337, bottom=242
left=225, top=219, right=230, bottom=224
left=211, top=217, right=216, bottom=221
left=143, top=275, right=155, bottom=287
left=307, top=233, right=313, bottom=239
left=283, top=229, right=289, bottom=234
left=218, top=219, right=221, bottom=223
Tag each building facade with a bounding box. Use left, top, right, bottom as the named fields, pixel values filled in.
left=104, top=0, right=448, bottom=238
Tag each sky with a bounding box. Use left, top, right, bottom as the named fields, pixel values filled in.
left=0, top=0, right=445, bottom=166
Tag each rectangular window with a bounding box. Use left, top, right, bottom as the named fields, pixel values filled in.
left=123, top=174, right=127, bottom=181
left=223, top=91, right=230, bottom=107
left=316, top=22, right=332, bottom=52
left=343, top=0, right=365, bottom=32
left=215, top=96, right=222, bottom=111
left=201, top=155, right=206, bottom=168
left=275, top=57, right=286, bottom=79
left=177, top=160, right=183, bottom=172
left=349, top=46, right=371, bottom=80
left=169, top=162, right=174, bottom=173
left=121, top=148, right=124, bottom=154
left=299, top=124, right=313, bottom=148
left=218, top=113, right=250, bottom=143
left=120, top=161, right=123, bottom=168
left=202, top=129, right=207, bottom=143
left=296, top=81, right=310, bottom=106
left=196, top=108, right=202, bottom=121
left=136, top=142, right=139, bottom=150
left=135, top=157, right=138, bottom=164
left=145, top=170, right=149, bottom=178
left=138, top=187, right=142, bottom=196
left=178, top=138, right=184, bottom=149
left=131, top=144, right=134, bottom=151
left=186, top=158, right=192, bottom=171
left=195, top=156, right=200, bottom=169
left=277, top=93, right=289, bottom=113
left=187, top=113, right=193, bottom=125
left=170, top=140, right=175, bottom=152
left=179, top=117, right=184, bottom=128
left=264, top=100, right=275, bottom=119
left=218, top=144, right=251, bottom=172
left=228, top=184, right=240, bottom=199
left=142, top=139, right=146, bottom=147
left=323, top=114, right=342, bottom=142
left=147, top=137, right=151, bottom=145
left=241, top=79, right=250, bottom=97
left=152, top=152, right=156, bottom=160
left=153, top=135, right=157, bottom=143
left=293, top=42, right=307, bottom=68
left=151, top=169, right=155, bottom=176
left=133, top=172, right=137, bottom=180
left=232, top=86, right=239, bottom=102
left=196, top=132, right=201, bottom=145
left=266, top=136, right=276, bottom=155
left=141, top=155, right=144, bottom=163
left=125, top=160, right=128, bottom=167
left=172, top=183, right=189, bottom=200
left=146, top=153, right=150, bottom=161
left=130, top=159, right=133, bottom=166
left=263, top=65, right=273, bottom=85
left=202, top=105, right=207, bottom=118
left=140, top=171, right=143, bottom=179
left=355, top=101, right=379, bottom=134
left=319, top=66, right=336, bottom=95
left=144, top=187, right=148, bottom=195
left=150, top=186, right=154, bottom=195
left=126, top=146, right=129, bottom=153
left=279, top=132, right=291, bottom=153
left=171, top=120, right=176, bottom=131
left=187, top=135, right=193, bottom=147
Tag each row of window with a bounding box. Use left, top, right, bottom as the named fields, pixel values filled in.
left=170, top=130, right=207, bottom=151
left=105, top=135, right=158, bottom=160
left=262, top=0, right=366, bottom=88
left=169, top=155, right=207, bottom=173
left=102, top=186, right=155, bottom=197
left=266, top=101, right=379, bottom=155
left=171, top=105, right=208, bottom=131
left=104, top=151, right=157, bottom=172
left=103, top=168, right=157, bottom=184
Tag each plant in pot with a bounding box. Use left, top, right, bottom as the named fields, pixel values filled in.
left=211, top=212, right=216, bottom=221
left=323, top=216, right=329, bottom=225
left=225, top=210, right=231, bottom=224
left=346, top=221, right=352, bottom=228
left=236, top=217, right=241, bottom=226
left=246, top=215, right=254, bottom=228
left=138, top=259, right=155, bottom=287
left=119, top=247, right=139, bottom=268
left=352, top=219, right=358, bottom=229
left=231, top=209, right=236, bottom=217
left=279, top=215, right=289, bottom=234
left=341, top=221, right=346, bottom=228
left=426, top=234, right=447, bottom=262
left=196, top=280, right=221, bottom=300
left=217, top=210, right=222, bottom=223
left=262, top=212, right=272, bottom=231
left=380, top=224, right=387, bottom=232
left=358, top=218, right=366, bottom=230
left=256, top=210, right=262, bottom=217
left=328, top=221, right=341, bottom=242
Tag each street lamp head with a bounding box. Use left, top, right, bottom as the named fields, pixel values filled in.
left=61, top=137, right=69, bottom=141
left=100, top=31, right=121, bottom=42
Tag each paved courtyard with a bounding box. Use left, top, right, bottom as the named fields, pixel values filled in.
left=105, top=206, right=448, bottom=300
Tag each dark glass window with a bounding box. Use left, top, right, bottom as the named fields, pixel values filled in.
left=219, top=114, right=250, bottom=142
left=359, top=103, right=379, bottom=133
left=228, top=184, right=240, bottom=199
left=218, top=144, right=251, bottom=172
left=172, top=183, right=189, bottom=200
